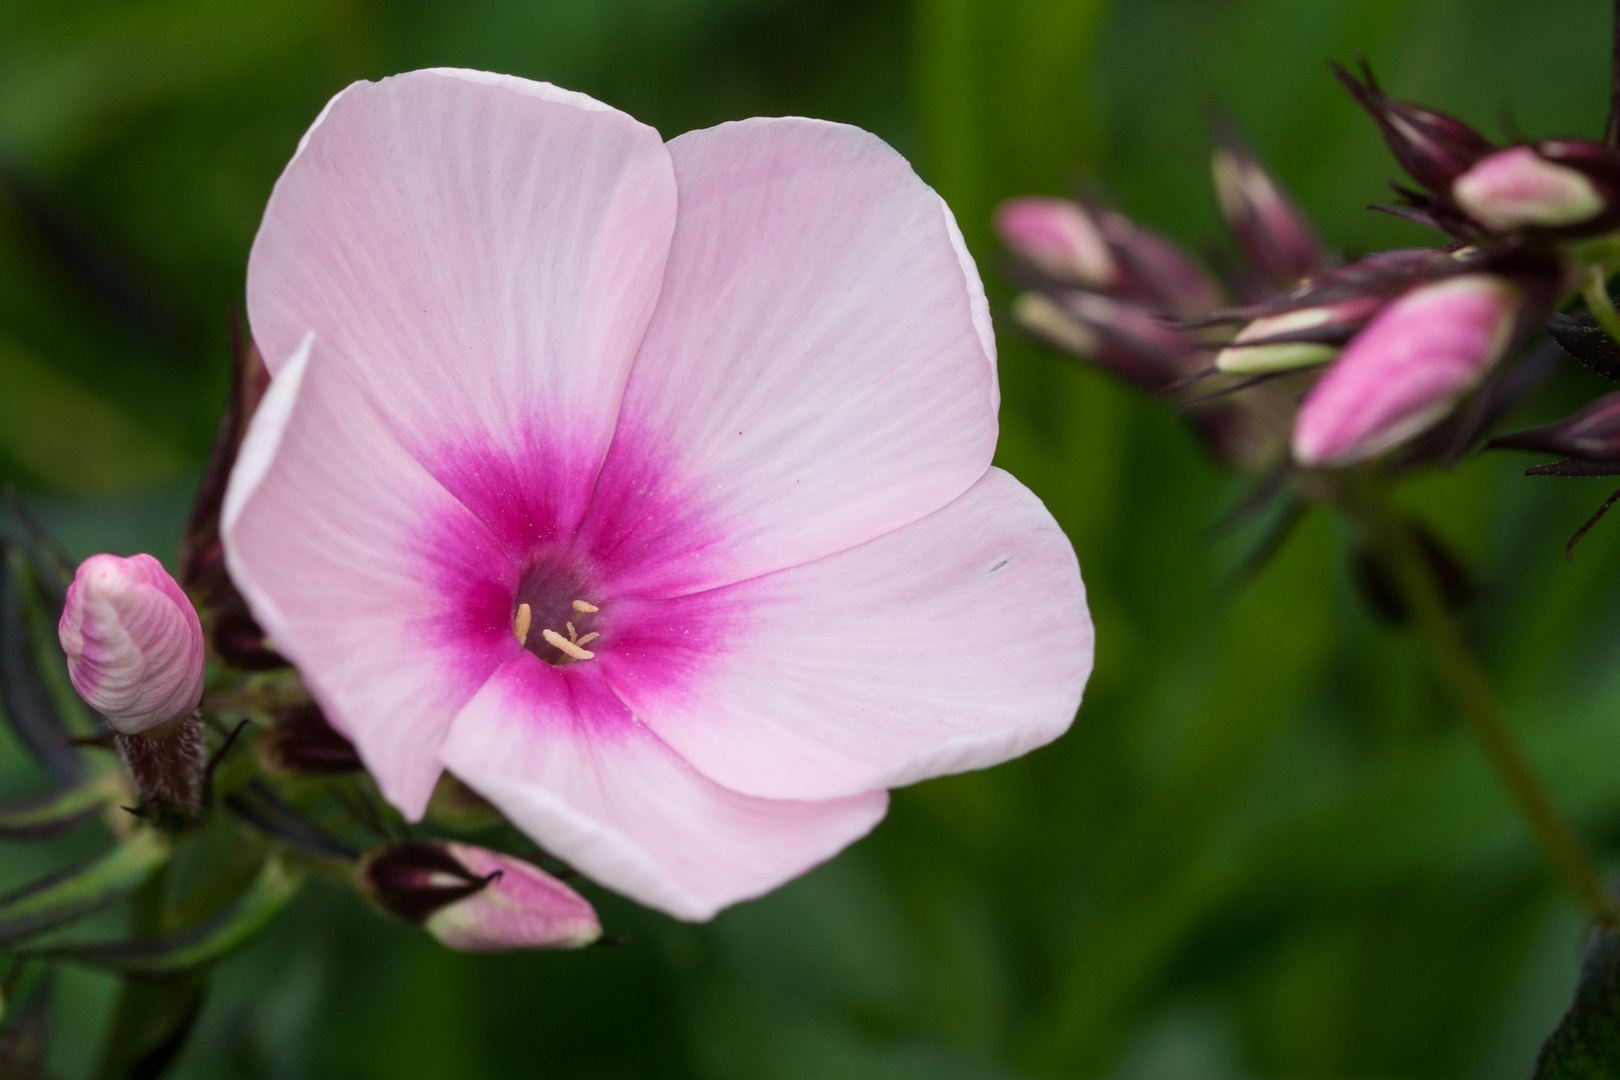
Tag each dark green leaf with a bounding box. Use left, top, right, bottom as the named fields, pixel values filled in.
left=0, top=543, right=81, bottom=783
left=0, top=771, right=126, bottom=839
left=0, top=829, right=170, bottom=945
left=1534, top=927, right=1620, bottom=1078
left=18, top=852, right=303, bottom=975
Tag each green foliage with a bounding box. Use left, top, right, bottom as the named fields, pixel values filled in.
left=4, top=0, right=1620, bottom=1077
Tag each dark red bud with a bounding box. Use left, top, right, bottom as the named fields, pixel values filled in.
left=256, top=702, right=362, bottom=776
left=1490, top=391, right=1620, bottom=463
left=1334, top=61, right=1495, bottom=195
left=1209, top=133, right=1326, bottom=290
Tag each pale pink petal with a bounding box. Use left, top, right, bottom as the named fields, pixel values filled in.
left=599, top=468, right=1091, bottom=801
left=247, top=68, right=677, bottom=540
left=1292, top=274, right=1521, bottom=467
left=438, top=656, right=888, bottom=921
left=223, top=337, right=522, bottom=818
left=579, top=117, right=998, bottom=597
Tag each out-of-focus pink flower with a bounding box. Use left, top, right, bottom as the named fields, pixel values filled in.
left=58, top=554, right=205, bottom=736
left=223, top=70, right=1093, bottom=921
left=994, top=197, right=1117, bottom=288
left=1453, top=145, right=1606, bottom=232
left=1292, top=274, right=1520, bottom=467
left=358, top=841, right=600, bottom=951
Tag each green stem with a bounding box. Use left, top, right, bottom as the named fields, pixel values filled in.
left=1584, top=264, right=1620, bottom=349
left=1357, top=480, right=1619, bottom=927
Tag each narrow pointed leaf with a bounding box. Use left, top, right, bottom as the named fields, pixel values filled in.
left=18, top=852, right=303, bottom=974
left=0, top=543, right=81, bottom=783
left=0, top=829, right=170, bottom=944
left=0, top=772, right=126, bottom=839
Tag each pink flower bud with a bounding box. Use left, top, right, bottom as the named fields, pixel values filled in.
left=994, top=197, right=1117, bottom=288
left=1292, top=274, right=1520, bottom=467
left=358, top=841, right=601, bottom=952
left=1211, top=145, right=1323, bottom=289
left=58, top=554, right=205, bottom=736
left=1453, top=145, right=1606, bottom=231
left=1215, top=296, right=1385, bottom=375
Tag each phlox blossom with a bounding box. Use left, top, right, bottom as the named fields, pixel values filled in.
left=223, top=69, right=1092, bottom=919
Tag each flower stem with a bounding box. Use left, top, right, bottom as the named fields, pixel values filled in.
left=1358, top=482, right=1619, bottom=927
left=1584, top=264, right=1620, bottom=349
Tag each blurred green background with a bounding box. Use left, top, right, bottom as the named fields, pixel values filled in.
left=4, top=0, right=1620, bottom=1076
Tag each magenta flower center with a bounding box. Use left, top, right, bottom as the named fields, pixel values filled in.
left=511, top=553, right=604, bottom=665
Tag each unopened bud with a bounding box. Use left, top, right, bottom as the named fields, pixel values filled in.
left=1211, top=145, right=1324, bottom=289
left=1453, top=145, right=1606, bottom=232
left=1490, top=391, right=1620, bottom=465
left=1293, top=274, right=1520, bottom=466
left=59, top=554, right=205, bottom=736
left=1012, top=291, right=1197, bottom=391
left=995, top=197, right=1117, bottom=288
left=1215, top=296, right=1385, bottom=374
left=1095, top=209, right=1226, bottom=314
left=1334, top=62, right=1494, bottom=194
left=358, top=841, right=600, bottom=951
left=256, top=702, right=362, bottom=776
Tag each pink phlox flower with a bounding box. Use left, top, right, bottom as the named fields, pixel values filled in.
left=222, top=70, right=1093, bottom=920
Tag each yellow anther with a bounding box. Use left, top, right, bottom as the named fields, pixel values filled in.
left=513, top=603, right=532, bottom=646
left=541, top=627, right=595, bottom=661
left=572, top=599, right=599, bottom=613
left=566, top=621, right=578, bottom=641
left=577, top=632, right=599, bottom=646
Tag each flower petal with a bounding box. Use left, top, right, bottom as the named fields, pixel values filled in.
left=438, top=656, right=888, bottom=921
left=247, top=68, right=678, bottom=539
left=223, top=337, right=516, bottom=818
left=579, top=116, right=998, bottom=597
left=600, top=468, right=1091, bottom=801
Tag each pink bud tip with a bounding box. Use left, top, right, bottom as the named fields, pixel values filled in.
left=425, top=844, right=601, bottom=951
left=1292, top=274, right=1520, bottom=467
left=1452, top=146, right=1605, bottom=231
left=994, top=197, right=1116, bottom=288
left=58, top=554, right=206, bottom=736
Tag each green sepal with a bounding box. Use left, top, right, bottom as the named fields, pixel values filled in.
left=0, top=772, right=127, bottom=840
left=0, top=829, right=171, bottom=945
left=17, top=851, right=303, bottom=974
left=1534, top=926, right=1620, bottom=1078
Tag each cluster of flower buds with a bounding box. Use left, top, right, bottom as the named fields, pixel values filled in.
left=1001, top=60, right=1600, bottom=482
left=357, top=841, right=601, bottom=951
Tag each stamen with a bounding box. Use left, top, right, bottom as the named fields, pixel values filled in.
left=513, top=603, right=532, bottom=646
left=572, top=599, right=599, bottom=613
left=541, top=627, right=595, bottom=661
left=566, top=621, right=578, bottom=642
left=577, top=632, right=599, bottom=646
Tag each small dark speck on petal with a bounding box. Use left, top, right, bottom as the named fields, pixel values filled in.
left=989, top=559, right=1010, bottom=573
